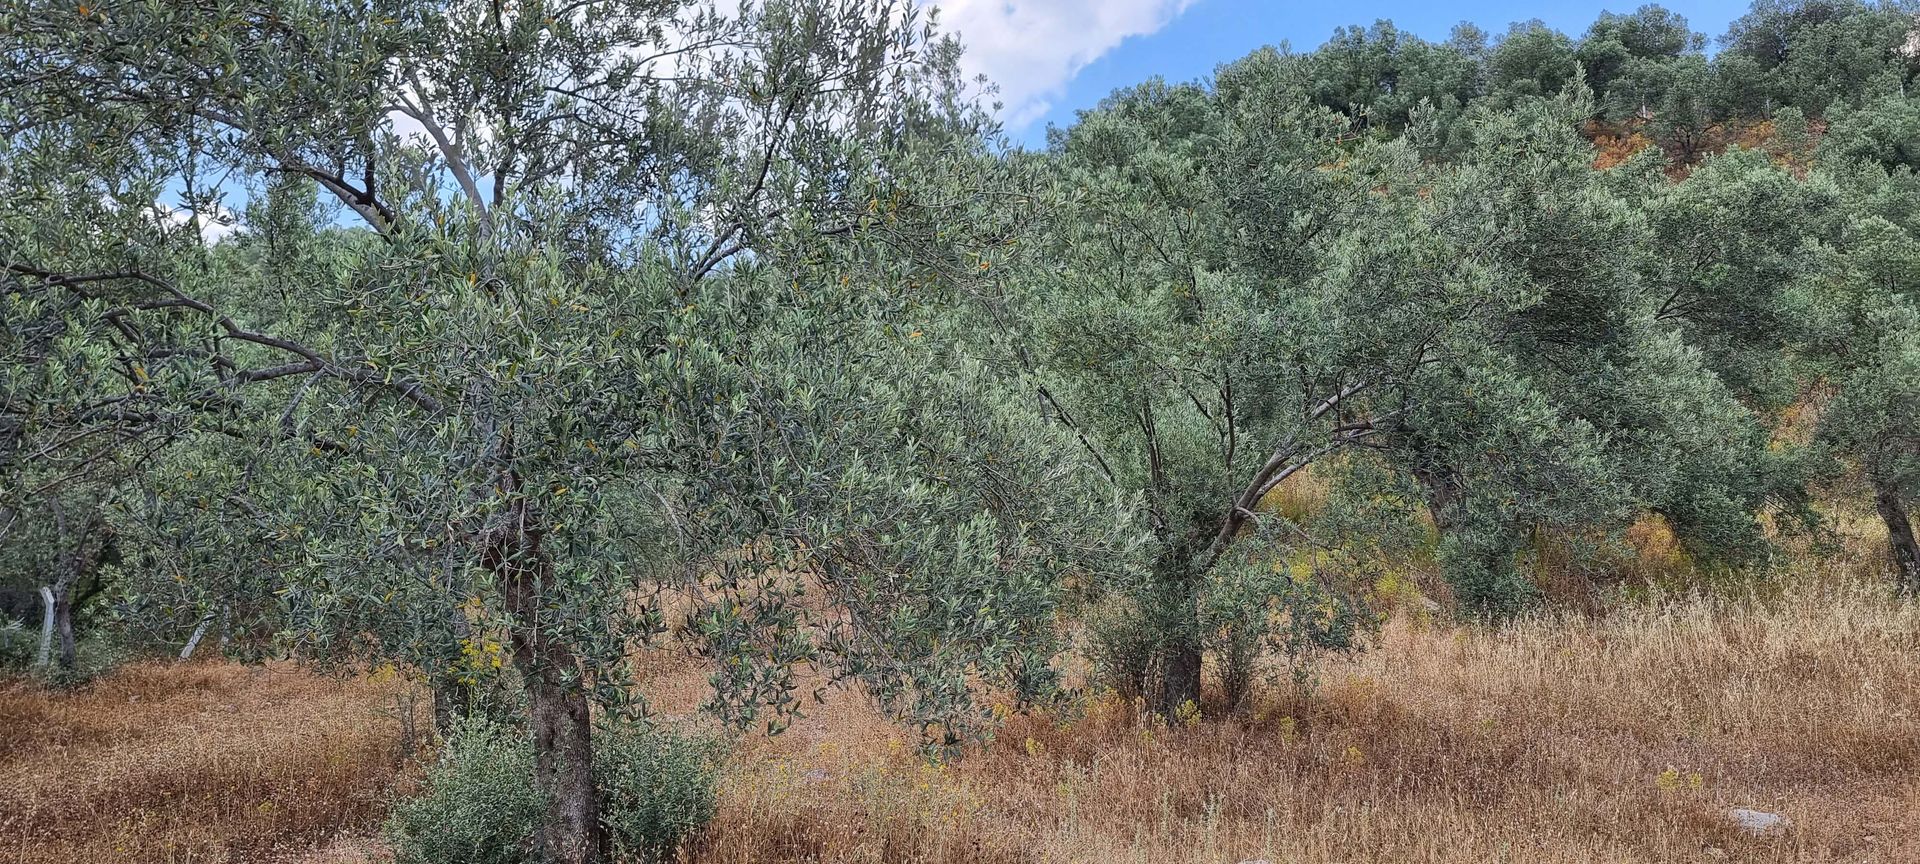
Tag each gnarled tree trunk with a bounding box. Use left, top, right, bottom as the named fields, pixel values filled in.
left=487, top=482, right=601, bottom=864
left=1873, top=480, right=1920, bottom=595
left=1151, top=568, right=1203, bottom=719
left=503, top=556, right=600, bottom=864
left=1158, top=636, right=1203, bottom=719
left=41, top=502, right=102, bottom=673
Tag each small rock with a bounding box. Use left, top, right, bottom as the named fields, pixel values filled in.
left=802, top=768, right=831, bottom=784
left=1727, top=808, right=1791, bottom=837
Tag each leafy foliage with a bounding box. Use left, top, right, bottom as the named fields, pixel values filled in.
left=384, top=717, right=544, bottom=864
left=595, top=724, right=722, bottom=863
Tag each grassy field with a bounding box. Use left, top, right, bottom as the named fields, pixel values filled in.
left=0, top=661, right=421, bottom=863
left=5, top=510, right=1917, bottom=863
left=693, top=580, right=1920, bottom=863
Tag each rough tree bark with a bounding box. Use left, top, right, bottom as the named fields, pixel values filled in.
left=1151, top=561, right=1203, bottom=720
left=485, top=462, right=601, bottom=864
left=1158, top=635, right=1203, bottom=719
left=55, top=515, right=109, bottom=671
left=39, top=505, right=99, bottom=673
left=1873, top=479, right=1920, bottom=595
left=52, top=582, right=75, bottom=671
left=501, top=551, right=600, bottom=864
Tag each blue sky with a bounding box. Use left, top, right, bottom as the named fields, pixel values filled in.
left=934, top=0, right=1759, bottom=147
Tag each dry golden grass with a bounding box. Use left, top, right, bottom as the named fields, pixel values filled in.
left=0, top=661, right=423, bottom=864
left=11, top=582, right=1918, bottom=864
left=6, top=495, right=1916, bottom=864
left=1588, top=123, right=1658, bottom=171
left=689, top=577, right=1920, bottom=864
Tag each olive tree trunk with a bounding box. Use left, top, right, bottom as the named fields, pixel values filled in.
left=33, top=580, right=78, bottom=672
left=1151, top=566, right=1203, bottom=719
left=1158, top=636, right=1203, bottom=719
left=40, top=502, right=100, bottom=673
left=1873, top=480, right=1920, bottom=595
left=52, top=583, right=75, bottom=670
left=492, top=523, right=601, bottom=864
left=179, top=613, right=214, bottom=661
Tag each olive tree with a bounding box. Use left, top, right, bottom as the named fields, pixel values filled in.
left=1304, top=20, right=1483, bottom=135
left=1815, top=159, right=1920, bottom=590
left=0, top=105, right=205, bottom=675
left=2, top=3, right=1131, bottom=861
left=1721, top=0, right=1919, bottom=116
left=904, top=53, right=1512, bottom=716
left=1577, top=4, right=1703, bottom=99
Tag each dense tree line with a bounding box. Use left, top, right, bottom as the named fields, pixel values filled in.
left=3, top=2, right=1917, bottom=861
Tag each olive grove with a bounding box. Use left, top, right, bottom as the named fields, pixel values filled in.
left=6, top=1, right=1920, bottom=859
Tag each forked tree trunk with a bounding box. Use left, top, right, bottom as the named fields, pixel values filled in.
left=1873, top=481, right=1920, bottom=595
left=42, top=506, right=100, bottom=673
left=497, top=540, right=601, bottom=864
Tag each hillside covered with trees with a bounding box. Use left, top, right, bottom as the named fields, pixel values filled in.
left=3, top=2, right=1919, bottom=862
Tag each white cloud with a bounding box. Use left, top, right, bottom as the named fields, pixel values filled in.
left=151, top=200, right=243, bottom=245
left=932, top=0, right=1195, bottom=129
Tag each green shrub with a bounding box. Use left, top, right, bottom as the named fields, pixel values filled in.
left=596, top=723, right=721, bottom=863
left=0, top=617, right=35, bottom=672
left=1439, top=533, right=1538, bottom=620
left=0, top=615, right=128, bottom=686
left=1201, top=552, right=1378, bottom=711
left=48, top=627, right=133, bottom=688
left=384, top=718, right=542, bottom=864
left=1082, top=594, right=1158, bottom=702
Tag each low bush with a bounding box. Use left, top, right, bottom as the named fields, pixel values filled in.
left=0, top=616, right=35, bottom=671
left=1082, top=594, right=1159, bottom=702
left=1200, top=553, right=1375, bottom=712
left=384, top=717, right=542, bottom=864
left=597, top=723, right=722, bottom=863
